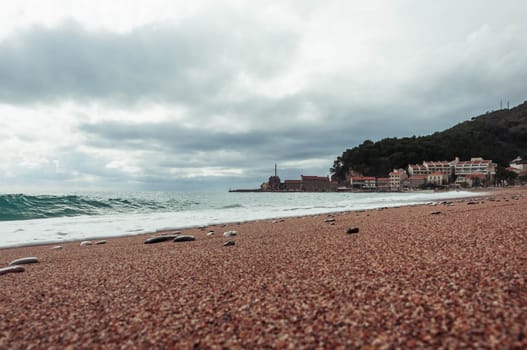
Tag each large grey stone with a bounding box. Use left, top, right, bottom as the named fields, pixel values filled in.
left=144, top=235, right=179, bottom=244
left=0, top=266, right=25, bottom=275
left=8, top=257, right=39, bottom=266
left=346, top=227, right=359, bottom=234
left=173, top=235, right=196, bottom=242
left=223, top=230, right=238, bottom=237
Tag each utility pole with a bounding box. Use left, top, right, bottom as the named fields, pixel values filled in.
left=274, top=163, right=277, bottom=177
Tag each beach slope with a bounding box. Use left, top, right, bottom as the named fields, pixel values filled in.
left=1, top=188, right=526, bottom=348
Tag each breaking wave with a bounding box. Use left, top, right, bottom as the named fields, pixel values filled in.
left=0, top=193, right=192, bottom=221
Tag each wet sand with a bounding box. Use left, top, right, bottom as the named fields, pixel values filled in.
left=1, top=188, right=526, bottom=349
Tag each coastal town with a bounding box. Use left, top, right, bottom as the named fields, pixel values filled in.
left=255, top=156, right=527, bottom=192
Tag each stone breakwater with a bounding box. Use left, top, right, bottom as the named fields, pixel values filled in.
left=0, top=188, right=526, bottom=348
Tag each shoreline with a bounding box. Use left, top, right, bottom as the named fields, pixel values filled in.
left=0, top=188, right=494, bottom=250
left=1, top=187, right=526, bottom=348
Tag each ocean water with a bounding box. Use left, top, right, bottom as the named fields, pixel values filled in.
left=0, top=190, right=482, bottom=248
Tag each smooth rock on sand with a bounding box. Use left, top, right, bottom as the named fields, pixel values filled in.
left=325, top=218, right=336, bottom=223
left=431, top=211, right=441, bottom=215
left=207, top=231, right=215, bottom=236
left=224, top=240, right=235, bottom=246
left=80, top=241, right=93, bottom=246
left=144, top=235, right=179, bottom=244
left=0, top=266, right=25, bottom=276
left=347, top=227, right=359, bottom=234
left=173, top=235, right=196, bottom=242
left=223, top=230, right=238, bottom=237
left=95, top=240, right=107, bottom=245
left=51, top=245, right=63, bottom=250
left=8, top=257, right=39, bottom=266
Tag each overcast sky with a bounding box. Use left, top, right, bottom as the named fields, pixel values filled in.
left=1, top=1, right=526, bottom=192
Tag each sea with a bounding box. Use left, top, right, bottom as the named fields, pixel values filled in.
left=0, top=190, right=483, bottom=248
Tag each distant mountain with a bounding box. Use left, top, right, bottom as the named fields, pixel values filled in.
left=331, top=101, right=527, bottom=180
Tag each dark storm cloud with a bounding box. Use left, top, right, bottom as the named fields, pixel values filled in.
left=80, top=119, right=344, bottom=163
left=0, top=16, right=297, bottom=105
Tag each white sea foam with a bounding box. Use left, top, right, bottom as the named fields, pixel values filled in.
left=0, top=190, right=483, bottom=248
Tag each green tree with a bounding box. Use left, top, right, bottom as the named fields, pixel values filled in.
left=330, top=102, right=527, bottom=179
left=495, top=166, right=518, bottom=184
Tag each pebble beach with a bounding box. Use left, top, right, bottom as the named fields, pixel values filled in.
left=1, top=188, right=527, bottom=349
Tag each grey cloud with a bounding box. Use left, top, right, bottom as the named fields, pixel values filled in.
left=0, top=13, right=298, bottom=105
left=80, top=119, right=342, bottom=162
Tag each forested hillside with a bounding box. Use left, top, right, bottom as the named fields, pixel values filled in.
left=331, top=101, right=527, bottom=180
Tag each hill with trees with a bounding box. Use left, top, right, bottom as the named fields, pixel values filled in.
left=331, top=101, right=527, bottom=181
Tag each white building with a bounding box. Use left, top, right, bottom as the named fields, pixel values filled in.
left=451, top=157, right=495, bottom=177
left=427, top=172, right=447, bottom=186
left=407, top=164, right=428, bottom=176
left=423, top=161, right=451, bottom=176
left=510, top=156, right=527, bottom=172
left=389, top=169, right=408, bottom=190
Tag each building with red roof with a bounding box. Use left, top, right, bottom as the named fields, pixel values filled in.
left=283, top=179, right=302, bottom=191
left=452, top=157, right=495, bottom=177
left=408, top=175, right=427, bottom=188
left=301, top=175, right=331, bottom=192
left=389, top=169, right=408, bottom=190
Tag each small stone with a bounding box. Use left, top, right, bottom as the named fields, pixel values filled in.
left=95, top=240, right=107, bottom=245
left=174, top=235, right=196, bottom=242
left=224, top=240, right=235, bottom=246
left=144, top=235, right=179, bottom=244
left=207, top=231, right=215, bottom=236
left=8, top=257, right=39, bottom=266
left=431, top=211, right=441, bottom=215
left=325, top=218, right=336, bottom=223
left=467, top=201, right=477, bottom=205
left=0, top=266, right=25, bottom=276
left=51, top=245, right=63, bottom=250
left=347, top=227, right=359, bottom=234
left=224, top=230, right=238, bottom=237
left=80, top=241, right=93, bottom=246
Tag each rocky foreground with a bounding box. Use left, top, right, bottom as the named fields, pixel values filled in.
left=1, top=188, right=527, bottom=349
